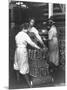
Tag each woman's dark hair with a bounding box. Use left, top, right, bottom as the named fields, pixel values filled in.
left=28, top=17, right=35, bottom=23
left=46, top=16, right=56, bottom=30
left=20, top=23, right=29, bottom=31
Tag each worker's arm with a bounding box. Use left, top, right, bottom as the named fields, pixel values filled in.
left=33, top=28, right=44, bottom=45
left=26, top=34, right=40, bottom=49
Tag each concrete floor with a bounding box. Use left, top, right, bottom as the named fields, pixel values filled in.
left=9, top=57, right=65, bottom=89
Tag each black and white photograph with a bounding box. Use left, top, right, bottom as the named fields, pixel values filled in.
left=9, top=0, right=65, bottom=89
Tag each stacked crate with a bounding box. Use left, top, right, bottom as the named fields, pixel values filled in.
left=57, top=26, right=65, bottom=70
left=27, top=31, right=52, bottom=85
left=28, top=49, right=49, bottom=77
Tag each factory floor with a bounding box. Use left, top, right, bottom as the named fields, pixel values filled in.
left=9, top=58, right=65, bottom=89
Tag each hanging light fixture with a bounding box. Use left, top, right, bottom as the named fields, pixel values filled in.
left=21, top=2, right=28, bottom=8
left=15, top=1, right=28, bottom=8
left=21, top=2, right=23, bottom=5
left=21, top=4, right=26, bottom=8
left=16, top=2, right=20, bottom=5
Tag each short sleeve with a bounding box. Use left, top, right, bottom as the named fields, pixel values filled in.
left=30, top=27, right=43, bottom=43
left=48, top=28, right=54, bottom=40
left=31, top=27, right=38, bottom=35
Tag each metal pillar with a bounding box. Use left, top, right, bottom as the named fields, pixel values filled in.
left=48, top=3, right=53, bottom=18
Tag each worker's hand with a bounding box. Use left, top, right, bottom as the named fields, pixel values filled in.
left=43, top=38, right=47, bottom=41
left=43, top=47, right=48, bottom=52
left=39, top=48, right=44, bottom=52
left=37, top=46, right=41, bottom=50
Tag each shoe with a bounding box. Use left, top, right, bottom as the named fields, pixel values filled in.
left=31, top=81, right=33, bottom=86
left=25, top=74, right=32, bottom=88
left=52, top=77, right=54, bottom=83
left=28, top=80, right=32, bottom=88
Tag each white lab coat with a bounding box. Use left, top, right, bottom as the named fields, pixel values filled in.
left=14, top=30, right=39, bottom=75
left=48, top=25, right=59, bottom=66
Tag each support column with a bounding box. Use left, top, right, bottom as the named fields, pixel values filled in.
left=60, top=4, right=65, bottom=14
left=48, top=3, right=53, bottom=18
left=9, top=3, right=15, bottom=29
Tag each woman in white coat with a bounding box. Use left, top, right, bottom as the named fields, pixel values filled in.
left=14, top=24, right=40, bottom=87
left=47, top=19, right=59, bottom=73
